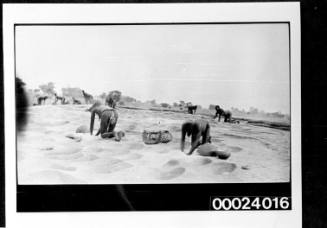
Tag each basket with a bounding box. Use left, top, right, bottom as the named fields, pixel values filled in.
left=142, top=130, right=173, bottom=144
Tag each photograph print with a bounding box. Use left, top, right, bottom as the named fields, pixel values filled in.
left=16, top=23, right=291, bottom=185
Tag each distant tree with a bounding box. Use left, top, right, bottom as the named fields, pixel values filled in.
left=186, top=102, right=192, bottom=106
left=160, top=103, right=170, bottom=108
left=173, top=102, right=179, bottom=107
left=271, top=111, right=284, bottom=118
left=121, top=95, right=137, bottom=103
left=62, top=87, right=83, bottom=98
left=150, top=100, right=156, bottom=106
left=39, top=82, right=55, bottom=95
left=249, top=107, right=259, bottom=114
left=108, top=90, right=122, bottom=101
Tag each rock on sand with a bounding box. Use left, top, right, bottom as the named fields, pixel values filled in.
left=66, top=133, right=82, bottom=142
left=197, top=143, right=231, bottom=160
left=76, top=125, right=89, bottom=133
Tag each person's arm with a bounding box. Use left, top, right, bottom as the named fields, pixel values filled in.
left=90, top=110, right=96, bottom=135
left=188, top=132, right=201, bottom=155
left=180, top=123, right=188, bottom=152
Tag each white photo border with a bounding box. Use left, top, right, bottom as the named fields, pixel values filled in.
left=3, top=3, right=301, bottom=228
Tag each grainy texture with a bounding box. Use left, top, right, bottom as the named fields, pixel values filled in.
left=17, top=105, right=290, bottom=184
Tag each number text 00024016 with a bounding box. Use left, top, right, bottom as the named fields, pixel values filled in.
left=210, top=197, right=291, bottom=210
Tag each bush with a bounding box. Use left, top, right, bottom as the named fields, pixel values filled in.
left=39, top=82, right=55, bottom=95
left=160, top=103, right=170, bottom=108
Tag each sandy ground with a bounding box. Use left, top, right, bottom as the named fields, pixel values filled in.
left=17, top=105, right=290, bottom=184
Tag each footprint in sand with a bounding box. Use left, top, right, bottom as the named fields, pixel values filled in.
left=159, top=167, right=186, bottom=180
left=163, top=159, right=180, bottom=167
left=213, top=162, right=237, bottom=175
left=158, top=159, right=185, bottom=180
left=95, top=148, right=105, bottom=153
left=193, top=157, right=212, bottom=166
left=46, top=147, right=81, bottom=156
left=124, top=153, right=143, bottom=160
left=126, top=124, right=137, bottom=132
left=241, top=165, right=250, bottom=170
left=128, top=143, right=145, bottom=150
left=47, top=151, right=84, bottom=160
left=227, top=146, right=243, bottom=153
left=41, top=147, right=54, bottom=151
left=48, top=120, right=70, bottom=126
left=212, top=138, right=224, bottom=143
left=51, top=164, right=76, bottom=171
left=77, top=154, right=99, bottom=161
left=24, top=170, right=86, bottom=184
left=169, top=125, right=181, bottom=132
left=94, top=159, right=133, bottom=173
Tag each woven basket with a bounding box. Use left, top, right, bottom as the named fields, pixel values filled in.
left=142, top=130, right=173, bottom=144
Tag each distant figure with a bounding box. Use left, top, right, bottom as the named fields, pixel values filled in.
left=82, top=90, right=94, bottom=104
left=105, top=90, right=122, bottom=108
left=214, top=105, right=233, bottom=123
left=214, top=105, right=224, bottom=121
left=72, top=97, right=82, bottom=105
left=223, top=110, right=232, bottom=122
left=187, top=105, right=197, bottom=114
left=54, top=93, right=65, bottom=105
left=180, top=119, right=211, bottom=155
left=37, top=96, right=48, bottom=105
left=88, top=102, right=121, bottom=140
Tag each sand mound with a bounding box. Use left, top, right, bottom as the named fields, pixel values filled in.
left=94, top=159, right=133, bottom=173
left=124, top=153, right=143, bottom=160
left=192, top=157, right=212, bottom=166
left=213, top=162, right=237, bottom=175
left=76, top=154, right=99, bottom=161
left=163, top=159, right=180, bottom=167
left=65, top=133, right=82, bottom=142
left=227, top=146, right=242, bottom=152
left=159, top=167, right=186, bottom=180
left=51, top=164, right=76, bottom=171
left=76, top=125, right=89, bottom=133
left=197, top=143, right=231, bottom=159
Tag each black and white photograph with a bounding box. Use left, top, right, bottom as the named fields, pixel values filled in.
left=3, top=3, right=302, bottom=228
left=16, top=23, right=291, bottom=185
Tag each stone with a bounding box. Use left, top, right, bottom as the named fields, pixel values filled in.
left=76, top=125, right=89, bottom=133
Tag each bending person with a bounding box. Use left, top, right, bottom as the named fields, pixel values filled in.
left=180, top=119, right=211, bottom=155
left=88, top=102, right=122, bottom=140
left=214, top=105, right=224, bottom=121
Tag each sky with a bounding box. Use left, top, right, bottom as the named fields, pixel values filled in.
left=15, top=24, right=290, bottom=114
